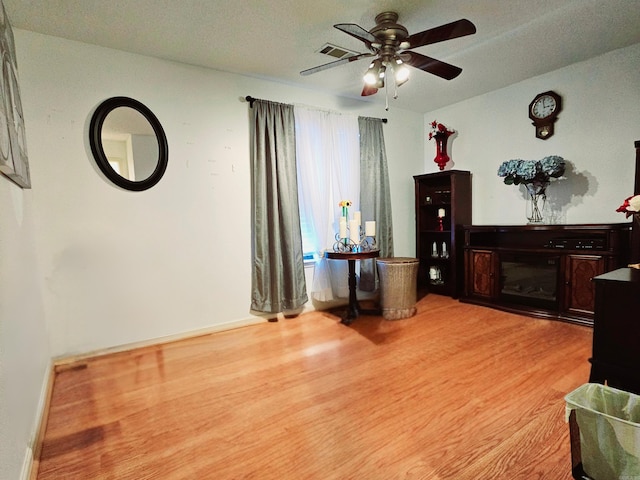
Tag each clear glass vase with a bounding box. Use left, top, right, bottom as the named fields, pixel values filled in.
left=526, top=184, right=547, bottom=224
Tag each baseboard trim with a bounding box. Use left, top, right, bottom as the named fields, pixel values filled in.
left=21, top=446, right=33, bottom=480
left=53, top=316, right=269, bottom=368
left=24, top=361, right=55, bottom=480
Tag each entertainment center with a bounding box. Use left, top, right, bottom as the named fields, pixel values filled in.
left=460, top=223, right=631, bottom=325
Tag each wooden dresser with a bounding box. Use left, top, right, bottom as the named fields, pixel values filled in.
left=589, top=267, right=640, bottom=394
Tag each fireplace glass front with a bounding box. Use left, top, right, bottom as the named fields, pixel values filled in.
left=500, top=254, right=560, bottom=310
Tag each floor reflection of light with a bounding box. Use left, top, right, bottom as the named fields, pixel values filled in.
left=302, top=340, right=342, bottom=357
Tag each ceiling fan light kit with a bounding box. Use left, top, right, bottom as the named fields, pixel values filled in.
left=300, top=11, right=476, bottom=109
left=364, top=57, right=410, bottom=89
left=363, top=59, right=383, bottom=86
left=394, top=59, right=410, bottom=84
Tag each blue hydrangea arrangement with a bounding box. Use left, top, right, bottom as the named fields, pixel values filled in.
left=497, top=156, right=565, bottom=192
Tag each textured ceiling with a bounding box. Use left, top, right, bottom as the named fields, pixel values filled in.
left=4, top=0, right=640, bottom=113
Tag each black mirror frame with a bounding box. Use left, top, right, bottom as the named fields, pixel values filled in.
left=89, top=96, right=168, bottom=191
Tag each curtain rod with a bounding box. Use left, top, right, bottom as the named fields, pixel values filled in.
left=244, top=96, right=387, bottom=123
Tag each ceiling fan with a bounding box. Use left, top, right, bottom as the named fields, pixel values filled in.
left=300, top=12, right=476, bottom=99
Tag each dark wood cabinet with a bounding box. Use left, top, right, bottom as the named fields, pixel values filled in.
left=461, top=224, right=631, bottom=325
left=467, top=249, right=498, bottom=299
left=414, top=170, right=472, bottom=298
left=561, top=254, right=606, bottom=318
left=589, top=267, right=640, bottom=394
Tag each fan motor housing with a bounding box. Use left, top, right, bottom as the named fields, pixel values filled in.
left=369, top=12, right=409, bottom=44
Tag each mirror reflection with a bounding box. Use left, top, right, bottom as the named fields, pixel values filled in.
left=89, top=96, right=168, bottom=191
left=101, top=107, right=159, bottom=181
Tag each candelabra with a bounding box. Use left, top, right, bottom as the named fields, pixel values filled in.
left=333, top=226, right=377, bottom=253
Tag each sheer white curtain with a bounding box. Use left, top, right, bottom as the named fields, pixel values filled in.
left=294, top=106, right=359, bottom=301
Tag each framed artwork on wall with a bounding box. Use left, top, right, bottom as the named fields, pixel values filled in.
left=0, top=0, right=30, bottom=188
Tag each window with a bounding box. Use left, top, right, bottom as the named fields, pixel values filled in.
left=294, top=106, right=360, bottom=260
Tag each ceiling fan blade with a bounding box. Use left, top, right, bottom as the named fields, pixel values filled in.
left=300, top=52, right=374, bottom=76
left=361, top=84, right=378, bottom=96
left=401, top=52, right=462, bottom=80
left=406, top=19, right=476, bottom=49
left=334, top=23, right=377, bottom=45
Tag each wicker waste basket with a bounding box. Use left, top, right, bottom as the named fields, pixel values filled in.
left=376, top=257, right=419, bottom=320
left=565, top=383, right=640, bottom=479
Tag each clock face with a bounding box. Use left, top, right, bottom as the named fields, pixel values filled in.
left=531, top=95, right=557, bottom=119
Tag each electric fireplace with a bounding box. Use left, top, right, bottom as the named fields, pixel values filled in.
left=462, top=224, right=631, bottom=325
left=499, top=253, right=560, bottom=310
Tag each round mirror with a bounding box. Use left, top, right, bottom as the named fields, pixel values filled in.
left=89, top=97, right=168, bottom=191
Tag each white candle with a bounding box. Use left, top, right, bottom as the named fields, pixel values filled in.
left=438, top=208, right=446, bottom=218
left=354, top=211, right=361, bottom=226
left=339, top=221, right=347, bottom=239
left=442, top=242, right=448, bottom=257
left=365, top=220, right=376, bottom=237
left=349, top=219, right=360, bottom=244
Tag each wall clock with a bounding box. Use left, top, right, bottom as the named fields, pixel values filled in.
left=528, top=90, right=562, bottom=140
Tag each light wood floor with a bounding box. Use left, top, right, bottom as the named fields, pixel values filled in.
left=35, top=294, right=592, bottom=479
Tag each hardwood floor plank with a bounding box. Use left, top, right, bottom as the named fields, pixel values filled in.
left=36, top=295, right=591, bottom=479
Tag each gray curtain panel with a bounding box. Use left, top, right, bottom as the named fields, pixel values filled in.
left=358, top=116, right=394, bottom=291
left=250, top=100, right=308, bottom=313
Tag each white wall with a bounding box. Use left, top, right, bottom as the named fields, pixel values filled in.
left=424, top=42, right=640, bottom=225
left=0, top=175, right=51, bottom=477
left=0, top=29, right=423, bottom=478
left=11, top=29, right=635, bottom=480
left=14, top=29, right=423, bottom=359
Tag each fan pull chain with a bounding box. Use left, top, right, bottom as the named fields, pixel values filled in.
left=393, top=74, right=400, bottom=100
left=385, top=76, right=389, bottom=111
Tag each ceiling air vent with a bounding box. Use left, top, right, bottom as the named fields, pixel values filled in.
left=317, top=43, right=360, bottom=59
